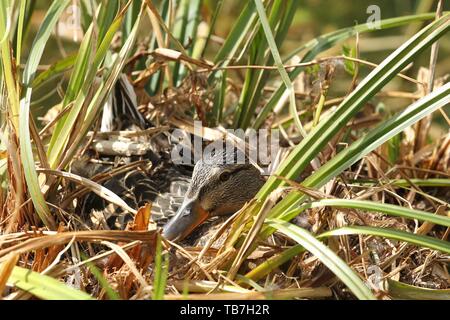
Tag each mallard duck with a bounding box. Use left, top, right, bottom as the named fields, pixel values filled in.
left=72, top=76, right=265, bottom=241
left=73, top=147, right=264, bottom=241
left=162, top=148, right=265, bottom=241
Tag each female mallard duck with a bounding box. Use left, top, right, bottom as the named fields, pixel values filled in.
left=73, top=76, right=265, bottom=241
left=162, top=148, right=265, bottom=241
left=74, top=147, right=264, bottom=242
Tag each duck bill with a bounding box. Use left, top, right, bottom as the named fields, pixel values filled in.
left=162, top=200, right=209, bottom=241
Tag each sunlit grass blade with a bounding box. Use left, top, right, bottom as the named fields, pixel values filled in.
left=47, top=8, right=125, bottom=168
left=14, top=0, right=27, bottom=69
left=22, top=1, right=70, bottom=87
left=297, top=199, right=450, bottom=227
left=267, top=219, right=376, bottom=300
left=268, top=81, right=450, bottom=221
left=253, top=12, right=445, bottom=129
left=12, top=0, right=36, bottom=55
left=387, top=279, right=450, bottom=300
left=97, top=0, right=120, bottom=42
left=152, top=234, right=169, bottom=300
left=252, top=0, right=304, bottom=135
left=37, top=169, right=137, bottom=215
left=80, top=252, right=120, bottom=300
left=57, top=5, right=143, bottom=169
left=32, top=54, right=76, bottom=90
left=46, top=23, right=96, bottom=166
left=350, top=178, right=450, bottom=188
left=0, top=0, right=20, bottom=130
left=319, top=226, right=450, bottom=254
left=172, top=0, right=201, bottom=86
left=213, top=1, right=257, bottom=65
left=7, top=266, right=94, bottom=300
left=19, top=0, right=70, bottom=228
left=257, top=14, right=450, bottom=201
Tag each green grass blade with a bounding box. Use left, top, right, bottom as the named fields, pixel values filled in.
left=57, top=5, right=143, bottom=169
left=152, top=234, right=169, bottom=300
left=47, top=10, right=124, bottom=168
left=14, top=0, right=27, bottom=69
left=97, top=0, right=120, bottom=41
left=62, top=24, right=95, bottom=106
left=80, top=252, right=120, bottom=300
left=201, top=0, right=223, bottom=58
left=19, top=1, right=70, bottom=227
left=122, top=0, right=141, bottom=46
left=283, top=12, right=443, bottom=63
left=249, top=197, right=450, bottom=282
left=207, top=1, right=259, bottom=124
left=253, top=12, right=443, bottom=129
left=253, top=0, right=305, bottom=135
left=213, top=1, right=257, bottom=65
left=244, top=244, right=305, bottom=282
left=45, top=23, right=95, bottom=159
left=301, top=199, right=450, bottom=228
left=0, top=0, right=20, bottom=129
left=257, top=14, right=450, bottom=200
left=32, top=54, right=77, bottom=90
left=172, top=0, right=202, bottom=85
left=350, top=178, right=450, bottom=188
left=7, top=266, right=94, bottom=300
left=22, top=1, right=70, bottom=86
left=267, top=219, right=376, bottom=300
left=267, top=81, right=450, bottom=223
left=387, top=279, right=450, bottom=300
left=319, top=226, right=450, bottom=254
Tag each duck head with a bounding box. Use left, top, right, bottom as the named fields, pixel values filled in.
left=162, top=149, right=264, bottom=241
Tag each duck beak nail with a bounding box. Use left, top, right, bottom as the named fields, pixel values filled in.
left=162, top=201, right=209, bottom=241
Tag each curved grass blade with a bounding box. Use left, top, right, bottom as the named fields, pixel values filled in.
left=268, top=219, right=376, bottom=300
left=0, top=0, right=20, bottom=129
left=32, top=54, right=77, bottom=90
left=240, top=0, right=303, bottom=133
left=57, top=5, right=144, bottom=170
left=268, top=81, right=450, bottom=221
left=19, top=0, right=70, bottom=228
left=7, top=266, right=94, bottom=300
left=349, top=178, right=450, bottom=188
left=22, top=1, right=70, bottom=86
left=253, top=12, right=445, bottom=129
left=37, top=169, right=137, bottom=215
left=47, top=9, right=125, bottom=168
left=213, top=1, right=257, bottom=65
left=387, top=279, right=450, bottom=300
left=299, top=199, right=450, bottom=228
left=283, top=12, right=444, bottom=62
left=319, top=226, right=450, bottom=254
left=152, top=234, right=169, bottom=300
left=257, top=14, right=450, bottom=201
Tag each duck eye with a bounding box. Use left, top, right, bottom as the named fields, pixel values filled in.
left=219, top=171, right=231, bottom=182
